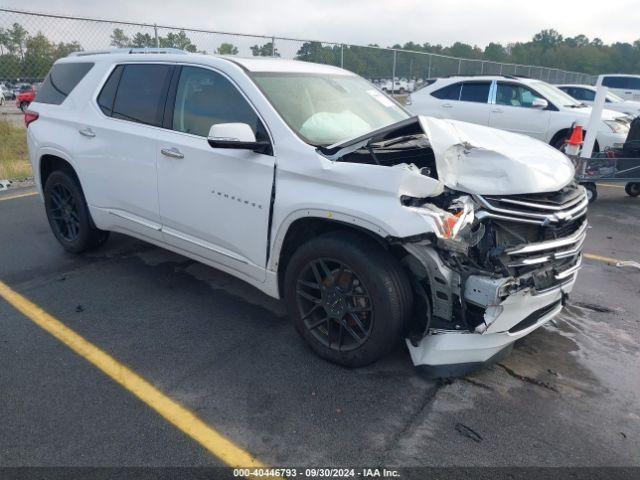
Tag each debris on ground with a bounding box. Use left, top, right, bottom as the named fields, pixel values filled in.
left=455, top=423, right=483, bottom=443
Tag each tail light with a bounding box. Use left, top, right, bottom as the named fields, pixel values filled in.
left=24, top=110, right=39, bottom=128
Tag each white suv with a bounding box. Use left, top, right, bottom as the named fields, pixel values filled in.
left=27, top=49, right=587, bottom=376
left=409, top=76, right=630, bottom=150
left=596, top=74, right=640, bottom=102
left=557, top=84, right=640, bottom=118
left=380, top=78, right=414, bottom=94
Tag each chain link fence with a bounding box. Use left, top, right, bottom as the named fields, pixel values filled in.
left=0, top=7, right=596, bottom=96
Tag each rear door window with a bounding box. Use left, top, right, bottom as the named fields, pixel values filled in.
left=459, top=82, right=491, bottom=103
left=110, top=64, right=174, bottom=127
left=36, top=62, right=94, bottom=105
left=431, top=82, right=462, bottom=100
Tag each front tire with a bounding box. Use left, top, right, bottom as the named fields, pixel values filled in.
left=284, top=231, right=413, bottom=367
left=19, top=101, right=29, bottom=111
left=44, top=170, right=109, bottom=253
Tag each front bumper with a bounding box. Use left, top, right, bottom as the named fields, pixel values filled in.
left=406, top=275, right=575, bottom=377
left=596, top=130, right=627, bottom=150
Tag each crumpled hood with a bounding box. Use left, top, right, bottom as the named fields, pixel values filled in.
left=319, top=115, right=575, bottom=196
left=419, top=116, right=575, bottom=195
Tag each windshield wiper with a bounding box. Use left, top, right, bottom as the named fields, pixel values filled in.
left=375, top=134, right=424, bottom=148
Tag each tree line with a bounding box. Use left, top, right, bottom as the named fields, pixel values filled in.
left=1, top=22, right=638, bottom=82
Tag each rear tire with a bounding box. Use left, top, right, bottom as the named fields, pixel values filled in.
left=625, top=182, right=640, bottom=197
left=284, top=231, right=413, bottom=367
left=44, top=170, right=109, bottom=253
left=583, top=182, right=598, bottom=203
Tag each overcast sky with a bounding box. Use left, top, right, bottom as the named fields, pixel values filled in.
left=3, top=0, right=640, bottom=48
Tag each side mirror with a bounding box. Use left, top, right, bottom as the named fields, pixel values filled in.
left=207, top=123, right=272, bottom=155
left=532, top=98, right=548, bottom=109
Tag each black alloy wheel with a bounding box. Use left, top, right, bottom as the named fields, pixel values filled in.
left=296, top=257, right=374, bottom=352
left=44, top=169, right=109, bottom=253
left=284, top=231, right=413, bottom=367
left=49, top=183, right=81, bottom=242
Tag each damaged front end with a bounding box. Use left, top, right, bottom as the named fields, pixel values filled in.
left=319, top=116, right=586, bottom=376
left=400, top=183, right=586, bottom=376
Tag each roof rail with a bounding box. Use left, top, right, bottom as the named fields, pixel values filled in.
left=69, top=47, right=188, bottom=57
left=502, top=74, right=530, bottom=79
left=442, top=73, right=523, bottom=79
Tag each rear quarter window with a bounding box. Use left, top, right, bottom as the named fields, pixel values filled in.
left=36, top=62, right=94, bottom=105
left=431, top=82, right=461, bottom=100
left=97, top=65, right=124, bottom=116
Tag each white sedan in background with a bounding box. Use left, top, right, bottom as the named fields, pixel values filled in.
left=409, top=76, right=630, bottom=150
left=557, top=84, right=640, bottom=118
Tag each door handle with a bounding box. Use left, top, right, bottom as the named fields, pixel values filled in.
left=78, top=127, right=95, bottom=138
left=161, top=147, right=184, bottom=159
left=491, top=108, right=503, bottom=113
left=442, top=103, right=453, bottom=108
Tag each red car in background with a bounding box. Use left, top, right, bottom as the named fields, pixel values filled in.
left=16, top=85, right=36, bottom=111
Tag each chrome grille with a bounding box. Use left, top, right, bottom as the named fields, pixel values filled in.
left=474, top=188, right=588, bottom=226
left=505, top=220, right=587, bottom=268
left=474, top=183, right=587, bottom=289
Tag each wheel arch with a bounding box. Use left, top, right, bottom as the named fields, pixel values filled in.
left=38, top=153, right=80, bottom=191
left=39, top=153, right=101, bottom=232
left=272, top=213, right=404, bottom=299
left=36, top=148, right=80, bottom=193
left=549, top=128, right=573, bottom=149
left=549, top=128, right=599, bottom=152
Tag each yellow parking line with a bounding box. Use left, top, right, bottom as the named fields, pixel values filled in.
left=584, top=253, right=624, bottom=265
left=598, top=183, right=625, bottom=189
left=0, top=191, right=38, bottom=201
left=0, top=280, right=269, bottom=471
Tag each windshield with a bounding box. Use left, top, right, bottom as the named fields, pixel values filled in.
left=531, top=81, right=581, bottom=108
left=251, top=72, right=408, bottom=145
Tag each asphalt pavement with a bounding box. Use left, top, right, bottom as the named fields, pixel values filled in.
left=0, top=185, right=638, bottom=470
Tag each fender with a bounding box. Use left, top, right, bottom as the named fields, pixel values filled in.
left=33, top=145, right=79, bottom=196
left=268, top=207, right=394, bottom=272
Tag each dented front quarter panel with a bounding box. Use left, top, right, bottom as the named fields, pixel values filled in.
left=269, top=149, right=447, bottom=272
